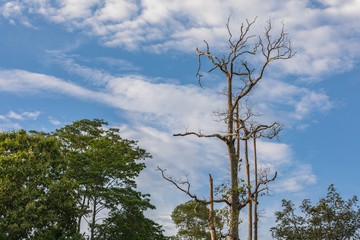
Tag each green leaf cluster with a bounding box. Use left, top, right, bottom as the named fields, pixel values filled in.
left=171, top=200, right=224, bottom=240
left=214, top=179, right=246, bottom=200
left=271, top=184, right=360, bottom=240
left=0, top=130, right=81, bottom=239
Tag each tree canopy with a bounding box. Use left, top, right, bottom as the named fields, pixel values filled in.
left=172, top=200, right=211, bottom=239
left=271, top=184, right=360, bottom=240
left=0, top=130, right=81, bottom=240
left=0, top=119, right=168, bottom=239
left=171, top=200, right=224, bottom=240
left=54, top=119, right=155, bottom=239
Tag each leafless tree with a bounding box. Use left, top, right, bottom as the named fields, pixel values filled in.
left=233, top=102, right=282, bottom=240
left=160, top=17, right=294, bottom=240
left=250, top=120, right=283, bottom=240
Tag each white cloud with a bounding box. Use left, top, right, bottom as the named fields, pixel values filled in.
left=0, top=110, right=40, bottom=130
left=256, top=140, right=293, bottom=166
left=274, top=164, right=317, bottom=192
left=7, top=110, right=23, bottom=120
left=296, top=123, right=309, bottom=131
left=5, top=110, right=40, bottom=120
left=49, top=117, right=62, bottom=125
left=0, top=69, right=104, bottom=99
left=0, top=1, right=34, bottom=27
left=292, top=90, right=332, bottom=120
left=96, top=56, right=141, bottom=71
left=0, top=68, right=226, bottom=134
left=2, top=0, right=360, bottom=78
left=253, top=79, right=333, bottom=121
left=22, top=111, right=40, bottom=120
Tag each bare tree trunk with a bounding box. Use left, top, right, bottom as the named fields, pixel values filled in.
left=244, top=139, right=252, bottom=240
left=253, top=137, right=258, bottom=240
left=77, top=196, right=87, bottom=233
left=90, top=198, right=97, bottom=240
left=208, top=174, right=217, bottom=240
left=228, top=142, right=240, bottom=240
left=236, top=103, right=240, bottom=162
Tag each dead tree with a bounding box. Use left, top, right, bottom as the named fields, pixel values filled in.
left=209, top=174, right=217, bottom=240
left=163, top=18, right=294, bottom=240
left=234, top=103, right=282, bottom=240
left=250, top=121, right=282, bottom=240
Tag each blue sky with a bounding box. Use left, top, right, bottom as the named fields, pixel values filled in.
left=0, top=0, right=359, bottom=238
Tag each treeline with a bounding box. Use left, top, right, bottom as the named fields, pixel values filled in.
left=170, top=185, right=360, bottom=239
left=0, top=119, right=168, bottom=240
left=2, top=119, right=359, bottom=240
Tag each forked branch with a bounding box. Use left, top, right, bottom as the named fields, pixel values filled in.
left=157, top=166, right=230, bottom=206
left=238, top=171, right=277, bottom=210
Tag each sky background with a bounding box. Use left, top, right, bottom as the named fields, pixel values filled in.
left=0, top=0, right=359, bottom=238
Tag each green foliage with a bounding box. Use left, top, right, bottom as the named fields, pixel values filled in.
left=271, top=184, right=360, bottom=240
left=54, top=119, right=166, bottom=239
left=172, top=200, right=211, bottom=240
left=97, top=204, right=168, bottom=240
left=171, top=200, right=224, bottom=240
left=0, top=130, right=82, bottom=240
left=0, top=119, right=168, bottom=239
left=214, top=179, right=246, bottom=200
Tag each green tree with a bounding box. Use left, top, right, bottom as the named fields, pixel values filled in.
left=54, top=119, right=166, bottom=239
left=172, top=200, right=210, bottom=240
left=171, top=200, right=224, bottom=240
left=98, top=204, right=168, bottom=240
left=0, top=130, right=81, bottom=240
left=271, top=184, right=360, bottom=240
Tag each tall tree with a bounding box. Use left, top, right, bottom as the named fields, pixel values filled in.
left=271, top=184, right=360, bottom=240
left=0, top=130, right=81, bottom=240
left=160, top=18, right=294, bottom=240
left=54, top=119, right=165, bottom=239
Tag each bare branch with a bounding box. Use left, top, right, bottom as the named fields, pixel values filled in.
left=157, top=166, right=230, bottom=206
left=173, top=131, right=228, bottom=142
left=196, top=41, right=224, bottom=88
left=238, top=172, right=277, bottom=210
left=231, top=20, right=295, bottom=113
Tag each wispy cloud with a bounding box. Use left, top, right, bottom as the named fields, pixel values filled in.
left=96, top=57, right=141, bottom=71
left=7, top=110, right=23, bottom=120
left=274, top=164, right=317, bottom=192
left=48, top=116, right=62, bottom=126
left=1, top=0, right=360, bottom=79
left=253, top=79, right=333, bottom=122
left=0, top=110, right=41, bottom=130
left=0, top=65, right=333, bottom=132
left=5, top=110, right=40, bottom=121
